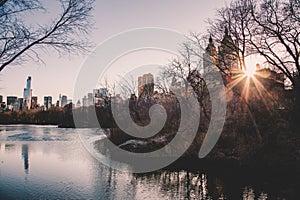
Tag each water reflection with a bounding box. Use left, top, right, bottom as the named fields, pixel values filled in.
left=4, top=143, right=15, bottom=151
left=242, top=187, right=268, bottom=200
left=0, top=126, right=299, bottom=199
left=132, top=171, right=215, bottom=199
left=22, top=144, right=29, bottom=173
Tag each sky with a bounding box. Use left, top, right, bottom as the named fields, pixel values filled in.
left=0, top=0, right=228, bottom=104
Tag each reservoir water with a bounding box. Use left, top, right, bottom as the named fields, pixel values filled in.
left=0, top=125, right=298, bottom=199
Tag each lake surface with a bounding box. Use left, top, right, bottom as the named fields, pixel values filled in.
left=0, top=125, right=298, bottom=199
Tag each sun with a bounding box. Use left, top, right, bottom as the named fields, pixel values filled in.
left=244, top=55, right=265, bottom=77
left=244, top=65, right=256, bottom=77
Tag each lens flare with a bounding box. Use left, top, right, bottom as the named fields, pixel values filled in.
left=244, top=65, right=256, bottom=77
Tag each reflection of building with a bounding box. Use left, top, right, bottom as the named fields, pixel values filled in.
left=44, top=96, right=52, bottom=110
left=138, top=73, right=154, bottom=96
left=22, top=144, right=29, bottom=174
left=23, top=76, right=32, bottom=110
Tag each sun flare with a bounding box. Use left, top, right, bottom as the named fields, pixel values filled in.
left=244, top=65, right=256, bottom=77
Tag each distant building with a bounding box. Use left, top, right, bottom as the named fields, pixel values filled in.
left=44, top=96, right=52, bottom=110
left=170, top=77, right=181, bottom=92
left=99, top=88, right=108, bottom=98
left=82, top=96, right=88, bottom=107
left=18, top=98, right=23, bottom=110
left=58, top=94, right=68, bottom=107
left=0, top=102, right=6, bottom=111
left=76, top=100, right=81, bottom=107
left=0, top=96, right=4, bottom=112
left=203, top=35, right=218, bottom=73
left=93, top=89, right=100, bottom=98
left=93, top=88, right=108, bottom=106
left=13, top=101, right=20, bottom=111
left=87, top=93, right=93, bottom=106
left=58, top=94, right=62, bottom=107
left=7, top=96, right=17, bottom=111
left=23, top=76, right=32, bottom=110
left=218, top=27, right=239, bottom=71
left=61, top=95, right=68, bottom=107
left=203, top=28, right=239, bottom=74
left=138, top=73, right=154, bottom=96
left=31, top=96, right=38, bottom=109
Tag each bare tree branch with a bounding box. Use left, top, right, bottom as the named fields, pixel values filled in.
left=0, top=0, right=94, bottom=72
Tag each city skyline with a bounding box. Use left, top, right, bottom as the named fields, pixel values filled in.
left=0, top=0, right=228, bottom=102
left=0, top=72, right=157, bottom=108
left=0, top=76, right=71, bottom=107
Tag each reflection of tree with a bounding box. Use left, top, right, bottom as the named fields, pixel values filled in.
left=134, top=171, right=216, bottom=200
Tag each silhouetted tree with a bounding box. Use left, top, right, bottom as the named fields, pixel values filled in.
left=208, top=0, right=255, bottom=71
left=0, top=0, right=94, bottom=71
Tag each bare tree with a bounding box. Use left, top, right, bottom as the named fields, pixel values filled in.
left=156, top=68, right=173, bottom=94
left=211, top=0, right=299, bottom=86
left=160, top=40, right=204, bottom=96
left=249, top=0, right=300, bottom=86
left=207, top=0, right=255, bottom=71
left=0, top=0, right=94, bottom=72
left=117, top=75, right=138, bottom=99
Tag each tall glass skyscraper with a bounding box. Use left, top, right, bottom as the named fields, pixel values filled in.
left=23, top=76, right=32, bottom=110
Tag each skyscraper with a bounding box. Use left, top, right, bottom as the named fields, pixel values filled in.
left=59, top=94, right=62, bottom=107
left=61, top=95, right=68, bottom=107
left=6, top=96, right=17, bottom=111
left=7, top=96, right=17, bottom=106
left=138, top=73, right=154, bottom=96
left=82, top=96, right=88, bottom=107
left=0, top=95, right=3, bottom=111
left=99, top=88, right=108, bottom=98
left=44, top=96, right=52, bottom=110
left=87, top=93, right=93, bottom=106
left=31, top=96, right=38, bottom=109
left=23, top=76, right=32, bottom=110
left=18, top=98, right=24, bottom=110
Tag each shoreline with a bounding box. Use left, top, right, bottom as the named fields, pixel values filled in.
left=1, top=124, right=300, bottom=172
left=93, top=134, right=300, bottom=172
